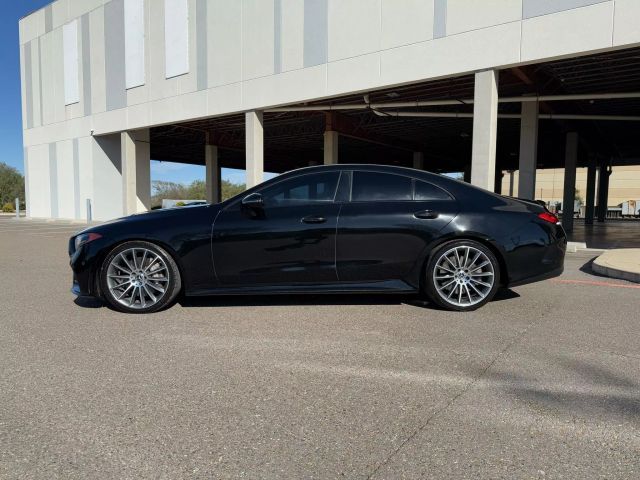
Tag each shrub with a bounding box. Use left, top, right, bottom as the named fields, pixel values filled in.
left=2, top=202, right=15, bottom=213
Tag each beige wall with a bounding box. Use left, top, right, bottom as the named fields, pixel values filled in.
left=502, top=166, right=640, bottom=207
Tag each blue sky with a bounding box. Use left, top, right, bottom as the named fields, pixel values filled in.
left=1, top=1, right=50, bottom=174
left=3, top=1, right=267, bottom=187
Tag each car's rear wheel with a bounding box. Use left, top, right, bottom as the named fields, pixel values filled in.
left=99, top=241, right=181, bottom=314
left=425, top=240, right=500, bottom=312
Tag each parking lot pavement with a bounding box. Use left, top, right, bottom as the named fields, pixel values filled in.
left=1, top=217, right=639, bottom=479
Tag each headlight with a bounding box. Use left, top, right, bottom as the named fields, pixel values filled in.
left=74, top=232, right=103, bottom=250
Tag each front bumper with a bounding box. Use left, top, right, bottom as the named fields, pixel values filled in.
left=69, top=236, right=108, bottom=298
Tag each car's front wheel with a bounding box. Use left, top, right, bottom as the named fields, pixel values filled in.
left=99, top=241, right=182, bottom=314
left=425, top=240, right=500, bottom=312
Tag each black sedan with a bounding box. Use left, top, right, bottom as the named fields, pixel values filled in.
left=69, top=164, right=566, bottom=313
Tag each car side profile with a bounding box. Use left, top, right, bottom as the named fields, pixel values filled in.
left=69, top=164, right=566, bottom=313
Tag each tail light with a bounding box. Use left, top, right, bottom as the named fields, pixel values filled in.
left=538, top=212, right=559, bottom=224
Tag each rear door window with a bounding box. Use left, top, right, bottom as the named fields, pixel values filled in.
left=414, top=180, right=453, bottom=201
left=352, top=172, right=412, bottom=202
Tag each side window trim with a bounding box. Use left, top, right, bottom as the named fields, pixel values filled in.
left=335, top=170, right=353, bottom=203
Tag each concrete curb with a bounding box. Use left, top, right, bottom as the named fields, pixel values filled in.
left=592, top=249, right=640, bottom=284
left=566, top=241, right=587, bottom=253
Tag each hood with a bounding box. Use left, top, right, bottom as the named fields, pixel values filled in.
left=79, top=204, right=219, bottom=234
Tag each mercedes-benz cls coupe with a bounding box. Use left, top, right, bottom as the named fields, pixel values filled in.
left=69, top=164, right=566, bottom=313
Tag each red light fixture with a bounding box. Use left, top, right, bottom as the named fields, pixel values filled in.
left=538, top=212, right=559, bottom=224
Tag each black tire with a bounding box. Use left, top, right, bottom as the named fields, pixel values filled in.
left=99, top=241, right=182, bottom=314
left=424, top=240, right=501, bottom=312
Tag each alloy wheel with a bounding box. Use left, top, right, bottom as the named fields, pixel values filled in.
left=432, top=245, right=495, bottom=308
left=106, top=247, right=170, bottom=310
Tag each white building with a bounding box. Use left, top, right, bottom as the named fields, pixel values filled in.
left=19, top=0, right=640, bottom=232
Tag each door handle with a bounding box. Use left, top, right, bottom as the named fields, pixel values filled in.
left=301, top=215, right=327, bottom=224
left=414, top=210, right=439, bottom=220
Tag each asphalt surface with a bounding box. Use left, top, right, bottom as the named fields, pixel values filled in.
left=1, top=217, right=639, bottom=479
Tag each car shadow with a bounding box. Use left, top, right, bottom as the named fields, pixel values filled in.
left=74, top=296, right=104, bottom=309
left=178, top=288, right=520, bottom=310
left=72, top=289, right=521, bottom=311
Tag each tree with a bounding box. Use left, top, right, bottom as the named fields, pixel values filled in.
left=151, top=178, right=246, bottom=208
left=0, top=162, right=25, bottom=208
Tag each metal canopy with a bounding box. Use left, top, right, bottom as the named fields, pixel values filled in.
left=150, top=46, right=640, bottom=174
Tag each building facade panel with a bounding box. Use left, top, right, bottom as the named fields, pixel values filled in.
left=521, top=2, right=614, bottom=61
left=381, top=0, right=434, bottom=49
left=328, top=0, right=381, bottom=62
left=446, top=0, right=522, bottom=36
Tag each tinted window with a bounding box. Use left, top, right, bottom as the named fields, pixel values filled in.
left=414, top=180, right=452, bottom=201
left=352, top=172, right=412, bottom=201
left=261, top=172, right=340, bottom=206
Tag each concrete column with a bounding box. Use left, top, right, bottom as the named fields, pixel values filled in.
left=597, top=161, right=612, bottom=222
left=463, top=165, right=471, bottom=183
left=245, top=111, right=264, bottom=189
left=494, top=169, right=503, bottom=195
left=517, top=101, right=539, bottom=200
left=205, top=145, right=221, bottom=203
left=324, top=130, right=339, bottom=165
left=471, top=70, right=499, bottom=191
left=562, top=132, right=578, bottom=233
left=413, top=152, right=425, bottom=170
left=585, top=155, right=597, bottom=225
left=121, top=129, right=151, bottom=215
left=508, top=170, right=515, bottom=196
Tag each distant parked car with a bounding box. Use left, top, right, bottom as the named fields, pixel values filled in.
left=69, top=165, right=566, bottom=314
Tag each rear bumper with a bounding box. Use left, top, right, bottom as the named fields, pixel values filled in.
left=503, top=221, right=567, bottom=288
left=508, top=264, right=564, bottom=288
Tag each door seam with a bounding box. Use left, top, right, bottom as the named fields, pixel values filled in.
left=335, top=203, right=343, bottom=282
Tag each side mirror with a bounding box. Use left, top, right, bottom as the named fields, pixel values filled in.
left=241, top=193, right=264, bottom=209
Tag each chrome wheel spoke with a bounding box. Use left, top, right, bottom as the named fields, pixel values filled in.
left=107, top=247, right=169, bottom=310
left=471, top=278, right=492, bottom=288
left=464, top=284, right=473, bottom=304
left=463, top=247, right=470, bottom=269
left=109, top=274, right=130, bottom=280
left=143, top=285, right=157, bottom=304
left=470, top=261, right=490, bottom=273
left=146, top=282, right=166, bottom=294
left=433, top=245, right=495, bottom=307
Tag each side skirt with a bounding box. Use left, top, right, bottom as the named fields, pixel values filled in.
left=186, top=279, right=417, bottom=297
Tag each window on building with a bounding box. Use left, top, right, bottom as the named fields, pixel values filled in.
left=125, top=0, right=145, bottom=88
left=63, top=20, right=79, bottom=105
left=164, top=0, right=190, bottom=78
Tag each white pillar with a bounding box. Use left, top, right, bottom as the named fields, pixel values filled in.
left=518, top=101, right=539, bottom=200
left=324, top=130, right=339, bottom=165
left=471, top=70, right=499, bottom=191
left=562, top=132, right=578, bottom=233
left=245, top=111, right=264, bottom=188
left=121, top=129, right=150, bottom=215
left=205, top=145, right=221, bottom=203
left=508, top=170, right=515, bottom=196
left=413, top=152, right=424, bottom=170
